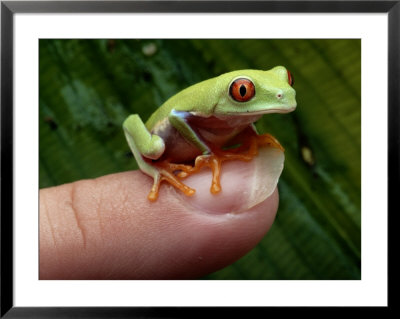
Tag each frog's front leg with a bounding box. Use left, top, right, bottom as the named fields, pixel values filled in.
left=123, top=114, right=195, bottom=201
left=168, top=110, right=211, bottom=154
left=169, top=110, right=245, bottom=194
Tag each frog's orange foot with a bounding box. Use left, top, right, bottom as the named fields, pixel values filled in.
left=147, top=132, right=283, bottom=200
left=177, top=150, right=254, bottom=195
left=147, top=162, right=195, bottom=201
left=161, top=154, right=221, bottom=194
left=175, top=133, right=284, bottom=196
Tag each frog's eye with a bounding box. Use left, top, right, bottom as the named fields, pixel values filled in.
left=229, top=78, right=256, bottom=102
left=287, top=70, right=294, bottom=86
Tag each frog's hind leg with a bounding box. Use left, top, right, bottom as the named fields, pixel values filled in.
left=226, top=125, right=284, bottom=156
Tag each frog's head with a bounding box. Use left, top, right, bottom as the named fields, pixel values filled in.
left=213, top=66, right=297, bottom=116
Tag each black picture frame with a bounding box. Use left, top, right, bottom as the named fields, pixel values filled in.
left=1, top=0, right=397, bottom=317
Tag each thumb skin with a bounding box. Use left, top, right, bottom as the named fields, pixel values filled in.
left=40, top=155, right=280, bottom=280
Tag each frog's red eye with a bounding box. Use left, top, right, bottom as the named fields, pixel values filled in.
left=287, top=70, right=294, bottom=86
left=229, top=78, right=256, bottom=102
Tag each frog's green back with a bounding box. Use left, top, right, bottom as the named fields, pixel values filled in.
left=145, top=75, right=222, bottom=130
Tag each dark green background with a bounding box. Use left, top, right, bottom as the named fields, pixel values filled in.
left=39, top=39, right=361, bottom=279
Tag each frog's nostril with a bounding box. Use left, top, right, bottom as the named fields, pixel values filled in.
left=276, top=89, right=284, bottom=99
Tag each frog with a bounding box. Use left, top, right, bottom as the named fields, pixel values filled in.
left=123, top=66, right=296, bottom=201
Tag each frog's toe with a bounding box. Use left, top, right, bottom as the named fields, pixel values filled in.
left=148, top=173, right=162, bottom=202
left=161, top=172, right=196, bottom=197
left=177, top=171, right=189, bottom=178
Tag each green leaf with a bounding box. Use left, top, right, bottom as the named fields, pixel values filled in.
left=39, top=39, right=360, bottom=279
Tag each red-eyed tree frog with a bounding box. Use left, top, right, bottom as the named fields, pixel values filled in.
left=123, top=66, right=296, bottom=201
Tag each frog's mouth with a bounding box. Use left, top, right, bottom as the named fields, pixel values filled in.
left=228, top=105, right=297, bottom=116
left=211, top=105, right=296, bottom=118
left=190, top=105, right=296, bottom=119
